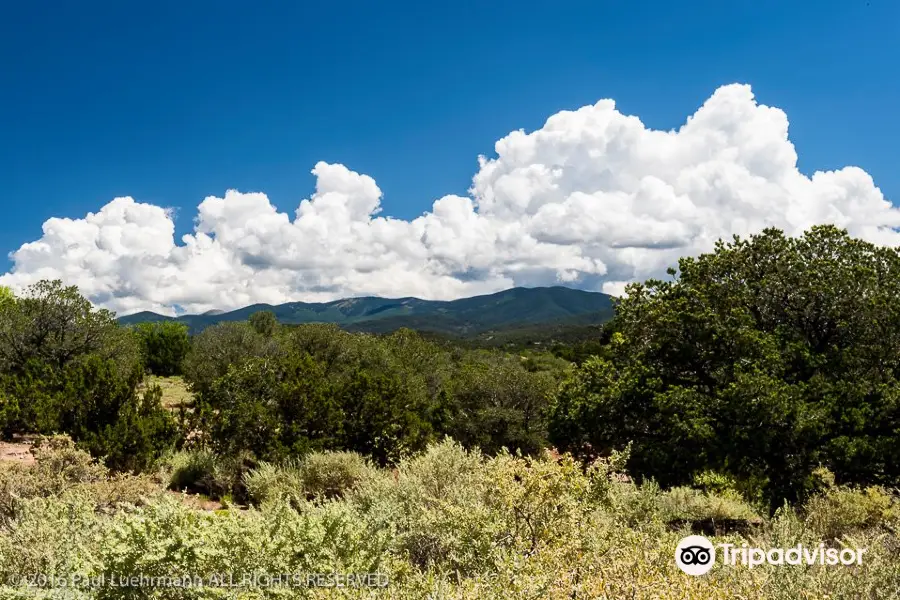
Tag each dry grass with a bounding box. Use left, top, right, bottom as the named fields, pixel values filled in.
left=0, top=440, right=899, bottom=598
left=139, top=374, right=194, bottom=410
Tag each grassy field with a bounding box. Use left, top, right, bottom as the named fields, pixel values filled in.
left=1, top=438, right=898, bottom=599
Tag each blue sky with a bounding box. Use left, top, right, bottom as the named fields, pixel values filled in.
left=1, top=1, right=899, bottom=313
left=2, top=0, right=897, bottom=260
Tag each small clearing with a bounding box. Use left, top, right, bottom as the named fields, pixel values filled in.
left=139, top=375, right=194, bottom=410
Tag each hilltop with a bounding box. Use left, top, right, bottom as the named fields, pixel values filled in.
left=117, top=286, right=616, bottom=337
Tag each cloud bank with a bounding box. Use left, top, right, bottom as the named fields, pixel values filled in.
left=3, top=84, right=898, bottom=315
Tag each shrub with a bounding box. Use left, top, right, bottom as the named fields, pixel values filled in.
left=296, top=451, right=374, bottom=499
left=182, top=322, right=280, bottom=397
left=0, top=435, right=161, bottom=521
left=1, top=440, right=900, bottom=598
left=445, top=355, right=555, bottom=456
left=30, top=434, right=108, bottom=486
left=164, top=449, right=233, bottom=498
left=133, top=321, right=191, bottom=376
left=656, top=486, right=759, bottom=523
left=244, top=451, right=375, bottom=506
left=88, top=383, right=180, bottom=473
left=584, top=442, right=632, bottom=505
left=0, top=287, right=177, bottom=472
left=248, top=310, right=279, bottom=337
left=242, top=460, right=304, bottom=506
left=337, top=368, right=432, bottom=465
left=803, top=485, right=900, bottom=540
left=195, top=354, right=341, bottom=461
left=349, top=439, right=500, bottom=574
left=607, top=479, right=667, bottom=530
left=349, top=439, right=608, bottom=576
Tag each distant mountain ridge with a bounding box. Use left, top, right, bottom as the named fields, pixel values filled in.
left=117, top=286, right=616, bottom=336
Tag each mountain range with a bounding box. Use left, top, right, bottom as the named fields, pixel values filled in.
left=117, top=286, right=617, bottom=338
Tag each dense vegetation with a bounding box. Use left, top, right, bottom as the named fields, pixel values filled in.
left=133, top=321, right=191, bottom=377
left=1, top=225, right=900, bottom=597
left=552, top=225, right=900, bottom=506
left=0, top=281, right=178, bottom=472
left=1, top=438, right=898, bottom=599
left=182, top=321, right=564, bottom=466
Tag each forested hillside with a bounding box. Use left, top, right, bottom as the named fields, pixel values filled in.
left=117, top=286, right=616, bottom=337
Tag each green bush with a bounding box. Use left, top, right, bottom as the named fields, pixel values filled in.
left=296, top=451, right=375, bottom=499
left=0, top=436, right=105, bottom=520
left=30, top=435, right=108, bottom=485
left=803, top=485, right=900, bottom=540
left=163, top=449, right=240, bottom=499
left=133, top=321, right=191, bottom=376
left=195, top=353, right=341, bottom=461
left=0, top=435, right=161, bottom=521
left=244, top=451, right=375, bottom=507
left=248, top=310, right=279, bottom=337
left=190, top=324, right=563, bottom=466
left=0, top=279, right=140, bottom=378
left=182, top=321, right=280, bottom=398
left=656, top=486, right=759, bottom=523
left=0, top=280, right=176, bottom=472
left=337, top=368, right=432, bottom=464
left=442, top=354, right=556, bottom=456
left=87, top=383, right=180, bottom=473
left=242, top=460, right=304, bottom=506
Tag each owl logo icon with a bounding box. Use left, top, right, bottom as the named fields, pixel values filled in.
left=675, top=535, right=715, bottom=575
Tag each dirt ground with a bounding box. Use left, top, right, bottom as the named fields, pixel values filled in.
left=0, top=439, right=35, bottom=465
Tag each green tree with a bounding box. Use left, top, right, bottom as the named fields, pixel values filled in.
left=196, top=353, right=340, bottom=460
left=0, top=280, right=177, bottom=470
left=57, top=358, right=178, bottom=471
left=182, top=322, right=281, bottom=397
left=248, top=310, right=279, bottom=337
left=0, top=353, right=177, bottom=468
left=446, top=353, right=556, bottom=456
left=134, top=321, right=191, bottom=376
left=0, top=280, right=139, bottom=375
left=551, top=226, right=900, bottom=506
left=338, top=367, right=432, bottom=464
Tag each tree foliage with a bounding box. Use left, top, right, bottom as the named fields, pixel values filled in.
left=551, top=226, right=900, bottom=505
left=134, top=321, right=191, bottom=376
left=185, top=323, right=557, bottom=464
left=445, top=352, right=557, bottom=456
left=181, top=322, right=281, bottom=397
left=0, top=280, right=178, bottom=470
left=248, top=310, right=279, bottom=337
left=0, top=280, right=138, bottom=375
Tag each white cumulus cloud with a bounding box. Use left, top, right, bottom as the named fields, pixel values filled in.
left=2, top=84, right=898, bottom=315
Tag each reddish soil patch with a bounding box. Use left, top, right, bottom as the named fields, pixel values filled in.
left=0, top=439, right=35, bottom=466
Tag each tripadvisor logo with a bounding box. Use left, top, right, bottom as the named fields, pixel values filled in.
left=675, top=535, right=866, bottom=576
left=675, top=535, right=716, bottom=575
